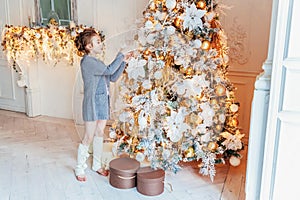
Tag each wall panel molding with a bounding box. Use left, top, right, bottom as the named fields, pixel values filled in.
left=227, top=17, right=251, bottom=65
left=228, top=69, right=261, bottom=78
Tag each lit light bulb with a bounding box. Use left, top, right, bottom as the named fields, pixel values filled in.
left=201, top=40, right=211, bottom=50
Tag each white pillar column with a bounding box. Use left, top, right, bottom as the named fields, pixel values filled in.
left=16, top=59, right=41, bottom=117
left=245, top=0, right=279, bottom=199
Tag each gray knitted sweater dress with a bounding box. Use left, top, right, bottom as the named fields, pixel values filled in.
left=81, top=52, right=125, bottom=121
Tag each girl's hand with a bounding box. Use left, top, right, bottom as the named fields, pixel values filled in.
left=124, top=51, right=134, bottom=63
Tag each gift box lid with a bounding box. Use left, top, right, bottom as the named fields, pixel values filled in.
left=137, top=166, right=165, bottom=183
left=109, top=157, right=140, bottom=173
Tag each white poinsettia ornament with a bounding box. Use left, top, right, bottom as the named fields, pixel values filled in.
left=173, top=81, right=187, bottom=95
left=221, top=131, right=244, bottom=151
left=166, top=108, right=189, bottom=142
left=200, top=102, right=215, bottom=126
left=126, top=58, right=146, bottom=80
left=183, top=3, right=206, bottom=31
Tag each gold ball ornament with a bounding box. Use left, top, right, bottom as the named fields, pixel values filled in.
left=187, top=113, right=203, bottom=125
left=179, top=66, right=187, bottom=74
left=216, top=124, right=222, bottom=131
left=208, top=142, right=218, bottom=151
left=201, top=40, right=211, bottom=50
left=215, top=84, right=226, bottom=96
left=184, top=147, right=195, bottom=158
left=229, top=156, right=241, bottom=167
left=230, top=104, right=239, bottom=112
left=196, top=0, right=206, bottom=9
left=186, top=67, right=194, bottom=76
left=211, top=99, right=218, bottom=105
left=231, top=118, right=239, bottom=127
left=174, top=17, right=181, bottom=28
left=143, top=49, right=150, bottom=56
left=165, top=107, right=171, bottom=116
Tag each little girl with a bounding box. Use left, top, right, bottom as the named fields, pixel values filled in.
left=74, top=28, right=129, bottom=182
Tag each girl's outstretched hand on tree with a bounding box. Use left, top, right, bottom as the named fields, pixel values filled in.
left=124, top=51, right=134, bottom=63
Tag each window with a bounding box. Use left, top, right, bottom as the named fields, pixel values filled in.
left=34, top=0, right=77, bottom=26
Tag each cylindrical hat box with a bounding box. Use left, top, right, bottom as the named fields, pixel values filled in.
left=137, top=166, right=165, bottom=196
left=109, top=157, right=140, bottom=189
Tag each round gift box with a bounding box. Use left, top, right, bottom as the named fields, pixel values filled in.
left=137, top=166, right=165, bottom=196
left=109, top=157, right=140, bottom=189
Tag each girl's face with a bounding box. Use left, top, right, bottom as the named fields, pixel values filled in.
left=89, top=35, right=103, bottom=55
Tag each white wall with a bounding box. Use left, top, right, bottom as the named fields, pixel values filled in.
left=220, top=0, right=273, bottom=137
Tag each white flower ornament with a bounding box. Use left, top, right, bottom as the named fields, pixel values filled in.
left=126, top=58, right=146, bottom=80
left=183, top=3, right=206, bottom=31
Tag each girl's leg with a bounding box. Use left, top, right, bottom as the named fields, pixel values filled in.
left=92, top=120, right=109, bottom=176
left=75, top=121, right=97, bottom=181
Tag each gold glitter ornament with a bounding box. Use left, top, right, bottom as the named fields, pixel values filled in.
left=174, top=17, right=181, bottom=28
left=215, top=124, right=222, bottom=131
left=165, top=107, right=171, bottom=116
left=211, top=99, right=218, bottom=105
left=208, top=142, right=218, bottom=151
left=186, top=67, right=194, bottom=77
left=179, top=66, right=186, bottom=74
left=232, top=118, right=239, bottom=127
left=184, top=147, right=195, bottom=158
left=215, top=84, right=226, bottom=96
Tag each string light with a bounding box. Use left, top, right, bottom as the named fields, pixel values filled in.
left=1, top=24, right=105, bottom=66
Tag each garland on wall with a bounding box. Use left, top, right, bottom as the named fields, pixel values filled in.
left=1, top=24, right=105, bottom=72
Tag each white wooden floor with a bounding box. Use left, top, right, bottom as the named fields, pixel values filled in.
left=0, top=109, right=246, bottom=200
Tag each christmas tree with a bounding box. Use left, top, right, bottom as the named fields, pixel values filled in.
left=109, top=0, right=244, bottom=181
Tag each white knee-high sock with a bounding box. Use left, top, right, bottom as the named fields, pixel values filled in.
left=75, top=143, right=89, bottom=176
left=92, top=136, right=104, bottom=171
